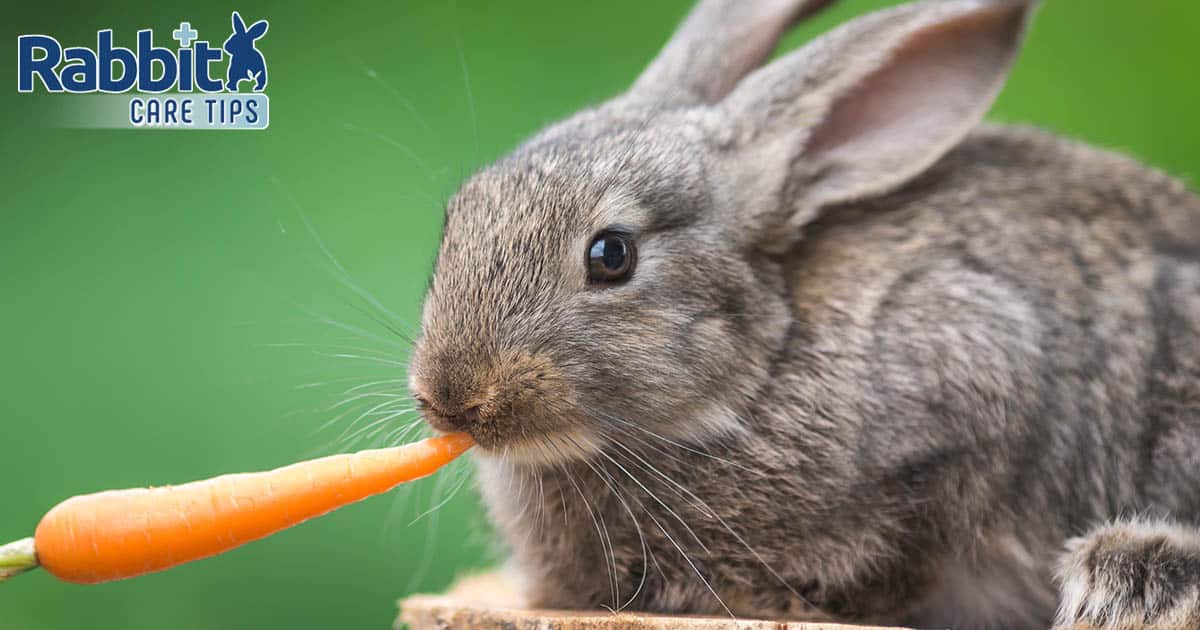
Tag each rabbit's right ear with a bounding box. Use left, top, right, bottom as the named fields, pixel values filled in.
left=710, top=0, right=1035, bottom=252
left=246, top=20, right=269, bottom=39
left=629, top=0, right=839, bottom=106
left=232, top=11, right=247, bottom=35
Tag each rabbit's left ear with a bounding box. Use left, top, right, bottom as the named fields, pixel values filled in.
left=232, top=11, right=247, bottom=34
left=629, top=0, right=838, bottom=106
left=712, top=0, right=1036, bottom=252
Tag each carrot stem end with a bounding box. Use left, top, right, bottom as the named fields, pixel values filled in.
left=0, top=537, right=38, bottom=581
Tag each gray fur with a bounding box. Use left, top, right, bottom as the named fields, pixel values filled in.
left=1056, top=519, right=1200, bottom=629
left=407, top=0, right=1200, bottom=627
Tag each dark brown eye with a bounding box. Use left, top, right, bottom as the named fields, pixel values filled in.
left=587, top=230, right=636, bottom=283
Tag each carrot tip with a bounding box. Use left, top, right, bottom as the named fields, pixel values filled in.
left=0, top=537, right=38, bottom=582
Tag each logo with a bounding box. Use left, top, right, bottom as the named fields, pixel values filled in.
left=223, top=12, right=268, bottom=92
left=17, top=12, right=270, bottom=129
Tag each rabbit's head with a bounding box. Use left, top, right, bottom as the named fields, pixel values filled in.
left=410, top=0, right=1035, bottom=464
left=223, top=11, right=268, bottom=56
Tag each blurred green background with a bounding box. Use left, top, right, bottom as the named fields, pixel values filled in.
left=1, top=1, right=1197, bottom=628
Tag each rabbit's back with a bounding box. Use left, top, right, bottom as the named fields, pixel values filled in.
left=784, top=123, right=1200, bottom=536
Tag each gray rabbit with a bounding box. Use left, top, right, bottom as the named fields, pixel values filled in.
left=407, top=0, right=1200, bottom=628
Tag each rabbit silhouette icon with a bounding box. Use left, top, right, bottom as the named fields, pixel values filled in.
left=222, top=11, right=267, bottom=92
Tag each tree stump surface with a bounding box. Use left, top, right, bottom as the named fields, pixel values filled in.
left=397, top=573, right=911, bottom=630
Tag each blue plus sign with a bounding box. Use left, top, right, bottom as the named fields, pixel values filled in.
left=173, top=21, right=198, bottom=48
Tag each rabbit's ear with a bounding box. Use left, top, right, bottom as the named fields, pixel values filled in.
left=232, top=11, right=247, bottom=35
left=713, top=0, right=1035, bottom=252
left=246, top=20, right=269, bottom=39
left=628, top=0, right=838, bottom=106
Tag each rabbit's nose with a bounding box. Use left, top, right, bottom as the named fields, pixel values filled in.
left=409, top=346, right=508, bottom=433
left=442, top=405, right=481, bottom=432
left=417, top=396, right=483, bottom=433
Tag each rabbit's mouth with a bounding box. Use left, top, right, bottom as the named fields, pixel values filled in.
left=415, top=392, right=600, bottom=465
left=472, top=425, right=605, bottom=466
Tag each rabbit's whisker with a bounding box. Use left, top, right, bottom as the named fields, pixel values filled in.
left=311, top=397, right=383, bottom=439
left=327, top=391, right=411, bottom=410
left=335, top=397, right=413, bottom=437
left=344, top=52, right=435, bottom=136
left=344, top=300, right=419, bottom=346
left=534, top=452, right=547, bottom=540
left=333, top=117, right=441, bottom=184
left=319, top=351, right=408, bottom=368
left=402, top=452, right=451, bottom=593
left=341, top=378, right=410, bottom=394
left=271, top=179, right=418, bottom=341
left=558, top=458, right=621, bottom=610
left=594, top=438, right=733, bottom=618
left=382, top=417, right=427, bottom=447
left=409, top=457, right=472, bottom=525
left=578, top=432, right=653, bottom=610
left=583, top=405, right=815, bottom=610
left=608, top=437, right=817, bottom=612
left=303, top=308, right=409, bottom=351
left=338, top=408, right=416, bottom=449
left=449, top=1, right=481, bottom=168
left=576, top=450, right=639, bottom=611
left=264, top=340, right=407, bottom=360
left=592, top=408, right=761, bottom=476
left=580, top=436, right=709, bottom=554
left=338, top=396, right=412, bottom=429
left=292, top=374, right=394, bottom=390
left=355, top=409, right=419, bottom=447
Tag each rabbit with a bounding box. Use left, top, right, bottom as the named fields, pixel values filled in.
left=223, top=11, right=268, bottom=92
left=406, top=0, right=1200, bottom=628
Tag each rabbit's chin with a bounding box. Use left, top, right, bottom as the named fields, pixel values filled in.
left=472, top=426, right=605, bottom=467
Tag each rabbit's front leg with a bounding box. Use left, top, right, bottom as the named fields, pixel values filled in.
left=1054, top=519, right=1200, bottom=629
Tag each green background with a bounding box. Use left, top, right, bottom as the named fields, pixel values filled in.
left=2, top=1, right=1197, bottom=628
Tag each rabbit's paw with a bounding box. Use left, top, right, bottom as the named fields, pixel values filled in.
left=1054, top=519, right=1200, bottom=629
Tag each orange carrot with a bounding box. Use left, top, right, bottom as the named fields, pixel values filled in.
left=6, top=433, right=473, bottom=585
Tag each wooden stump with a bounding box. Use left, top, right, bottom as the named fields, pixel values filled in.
left=398, top=573, right=909, bottom=630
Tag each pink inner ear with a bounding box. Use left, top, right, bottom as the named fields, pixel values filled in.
left=803, top=4, right=1027, bottom=168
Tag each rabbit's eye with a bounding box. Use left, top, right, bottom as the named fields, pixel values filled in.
left=586, top=230, right=636, bottom=283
